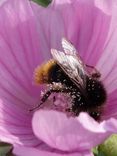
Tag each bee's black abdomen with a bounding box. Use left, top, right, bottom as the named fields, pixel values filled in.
left=71, top=77, right=107, bottom=120
left=86, top=77, right=107, bottom=107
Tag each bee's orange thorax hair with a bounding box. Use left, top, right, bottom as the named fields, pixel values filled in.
left=34, top=59, right=56, bottom=84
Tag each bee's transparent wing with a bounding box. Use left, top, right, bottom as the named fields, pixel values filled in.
left=51, top=44, right=87, bottom=88
left=62, top=38, right=84, bottom=63
left=62, top=38, right=77, bottom=55
left=62, top=38, right=88, bottom=78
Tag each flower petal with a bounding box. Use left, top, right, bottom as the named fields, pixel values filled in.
left=0, top=0, right=47, bottom=147
left=0, top=0, right=117, bottom=153
left=13, top=146, right=93, bottom=156
left=96, top=1, right=117, bottom=91
left=31, top=1, right=65, bottom=53
left=94, top=1, right=117, bottom=120
left=32, top=110, right=117, bottom=152
left=0, top=0, right=44, bottom=98
left=32, top=0, right=111, bottom=67
left=102, top=90, right=117, bottom=120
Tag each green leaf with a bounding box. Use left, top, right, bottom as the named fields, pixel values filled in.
left=0, top=142, right=15, bottom=156
left=31, top=0, right=51, bottom=7
left=93, top=146, right=99, bottom=156
left=98, top=134, right=117, bottom=156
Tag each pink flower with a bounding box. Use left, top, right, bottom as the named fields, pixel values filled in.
left=0, top=0, right=117, bottom=155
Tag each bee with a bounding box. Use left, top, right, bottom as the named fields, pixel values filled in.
left=32, top=38, right=107, bottom=121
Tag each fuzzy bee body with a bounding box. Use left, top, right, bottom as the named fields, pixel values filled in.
left=33, top=38, right=107, bottom=121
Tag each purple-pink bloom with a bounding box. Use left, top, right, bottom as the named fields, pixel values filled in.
left=0, top=0, right=117, bottom=155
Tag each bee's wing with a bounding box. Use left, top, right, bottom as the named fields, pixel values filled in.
left=62, top=38, right=88, bottom=79
left=62, top=38, right=77, bottom=55
left=51, top=47, right=87, bottom=88
left=62, top=38, right=84, bottom=63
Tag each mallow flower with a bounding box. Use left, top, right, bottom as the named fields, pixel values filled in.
left=0, top=0, right=117, bottom=156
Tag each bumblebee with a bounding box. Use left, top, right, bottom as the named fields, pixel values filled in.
left=32, top=38, right=107, bottom=121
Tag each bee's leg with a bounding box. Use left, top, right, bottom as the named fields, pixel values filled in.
left=86, top=64, right=101, bottom=79
left=29, top=89, right=57, bottom=112
left=29, top=84, right=69, bottom=112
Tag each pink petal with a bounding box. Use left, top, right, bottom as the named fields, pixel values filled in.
left=95, top=1, right=117, bottom=91
left=31, top=2, right=65, bottom=53
left=0, top=0, right=45, bottom=97
left=32, top=0, right=111, bottom=67
left=0, top=0, right=47, bottom=147
left=102, top=90, right=117, bottom=120
left=0, top=0, right=117, bottom=153
left=13, top=146, right=93, bottom=156
left=95, top=1, right=117, bottom=119
left=32, top=110, right=117, bottom=152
